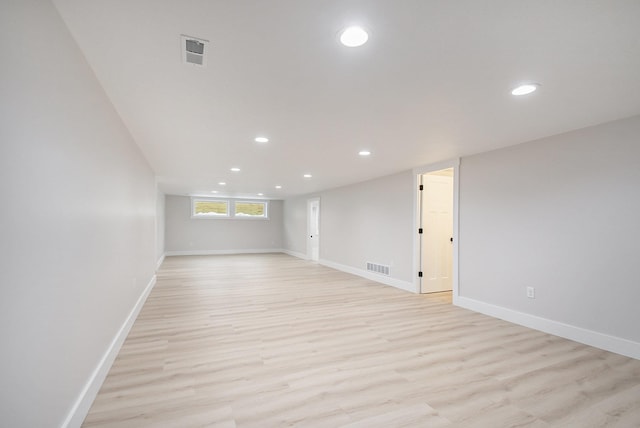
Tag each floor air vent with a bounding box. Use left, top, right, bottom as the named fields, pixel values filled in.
left=366, top=262, right=390, bottom=276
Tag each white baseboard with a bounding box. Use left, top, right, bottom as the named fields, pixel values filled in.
left=156, top=254, right=165, bottom=270
left=62, top=275, right=157, bottom=428
left=282, top=249, right=308, bottom=260
left=455, top=296, right=640, bottom=360
left=164, top=248, right=284, bottom=256
left=319, top=258, right=415, bottom=293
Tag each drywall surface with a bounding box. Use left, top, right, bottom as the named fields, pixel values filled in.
left=156, top=190, right=166, bottom=264
left=459, top=115, right=640, bottom=343
left=0, top=1, right=157, bottom=426
left=165, top=195, right=283, bottom=253
left=321, top=171, right=414, bottom=282
left=284, top=171, right=414, bottom=283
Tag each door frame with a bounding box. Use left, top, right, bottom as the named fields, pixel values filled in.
left=412, top=158, right=460, bottom=300
left=306, top=197, right=320, bottom=261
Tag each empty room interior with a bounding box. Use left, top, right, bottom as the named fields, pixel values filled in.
left=3, top=1, right=640, bottom=427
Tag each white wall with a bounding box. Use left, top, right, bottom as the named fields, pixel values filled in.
left=165, top=195, right=283, bottom=254
left=284, top=171, right=415, bottom=290
left=156, top=189, right=166, bottom=266
left=458, top=115, right=640, bottom=353
left=0, top=1, right=157, bottom=426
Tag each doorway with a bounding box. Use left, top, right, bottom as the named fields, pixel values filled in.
left=307, top=198, right=320, bottom=261
left=419, top=168, right=454, bottom=293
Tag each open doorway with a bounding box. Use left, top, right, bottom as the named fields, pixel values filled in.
left=413, top=159, right=459, bottom=299
left=307, top=198, right=320, bottom=261
left=419, top=168, right=454, bottom=293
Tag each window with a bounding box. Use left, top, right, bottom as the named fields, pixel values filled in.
left=191, top=198, right=268, bottom=219
left=235, top=201, right=267, bottom=218
left=192, top=199, right=229, bottom=217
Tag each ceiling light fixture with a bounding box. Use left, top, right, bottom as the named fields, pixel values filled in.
left=230, top=167, right=240, bottom=172
left=339, top=26, right=369, bottom=47
left=218, top=182, right=226, bottom=186
left=255, top=136, right=269, bottom=143
left=511, top=83, right=540, bottom=96
left=275, top=185, right=282, bottom=189
left=303, top=174, right=312, bottom=178
left=211, top=190, right=218, bottom=193
left=359, top=150, right=371, bottom=156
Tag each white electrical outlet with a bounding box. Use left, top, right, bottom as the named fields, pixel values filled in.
left=526, top=286, right=535, bottom=299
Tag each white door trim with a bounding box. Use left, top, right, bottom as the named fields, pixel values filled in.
left=412, top=158, right=460, bottom=301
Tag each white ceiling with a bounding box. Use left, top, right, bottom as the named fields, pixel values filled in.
left=52, top=0, right=640, bottom=199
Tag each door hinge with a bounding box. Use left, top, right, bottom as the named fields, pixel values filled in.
left=419, top=184, right=424, bottom=191
left=418, top=228, right=423, bottom=234
left=418, top=271, right=423, bottom=278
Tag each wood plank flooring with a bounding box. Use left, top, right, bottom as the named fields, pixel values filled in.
left=83, top=254, right=640, bottom=427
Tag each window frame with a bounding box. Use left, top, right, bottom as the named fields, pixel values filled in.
left=191, top=198, right=230, bottom=219
left=233, top=200, right=269, bottom=219
left=190, top=197, right=269, bottom=220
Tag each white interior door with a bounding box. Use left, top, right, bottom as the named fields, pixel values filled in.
left=421, top=172, right=453, bottom=293
left=307, top=198, right=320, bottom=261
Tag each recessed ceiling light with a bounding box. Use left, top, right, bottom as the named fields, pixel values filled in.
left=230, top=167, right=240, bottom=172
left=218, top=182, right=226, bottom=186
left=257, top=193, right=264, bottom=196
left=511, top=83, right=540, bottom=96
left=211, top=190, right=218, bottom=193
left=275, top=185, right=282, bottom=189
left=303, top=174, right=312, bottom=178
left=359, top=150, right=371, bottom=156
left=255, top=136, right=269, bottom=143
left=340, top=26, right=369, bottom=47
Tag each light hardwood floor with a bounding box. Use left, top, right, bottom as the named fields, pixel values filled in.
left=83, top=254, right=640, bottom=427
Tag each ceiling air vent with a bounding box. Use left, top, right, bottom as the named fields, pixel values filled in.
left=181, top=35, right=208, bottom=67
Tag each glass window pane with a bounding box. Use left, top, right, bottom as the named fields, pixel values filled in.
left=194, top=200, right=228, bottom=216
left=235, top=202, right=266, bottom=217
